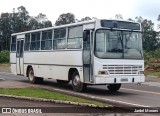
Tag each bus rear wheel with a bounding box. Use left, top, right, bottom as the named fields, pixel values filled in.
left=72, top=71, right=86, bottom=92
left=107, top=84, right=121, bottom=92
left=28, top=67, right=43, bottom=84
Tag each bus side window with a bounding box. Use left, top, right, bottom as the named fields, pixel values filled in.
left=11, top=36, right=16, bottom=51
left=24, top=34, right=30, bottom=51
left=83, top=30, right=90, bottom=50
left=53, top=28, right=66, bottom=49
left=30, top=32, right=40, bottom=50
left=68, top=26, right=83, bottom=49
left=41, top=30, right=52, bottom=50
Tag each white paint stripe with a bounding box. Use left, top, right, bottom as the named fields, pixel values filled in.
left=121, top=88, right=160, bottom=95
left=98, top=97, right=150, bottom=107
left=45, top=87, right=150, bottom=107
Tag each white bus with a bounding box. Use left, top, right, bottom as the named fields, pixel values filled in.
left=10, top=19, right=145, bottom=92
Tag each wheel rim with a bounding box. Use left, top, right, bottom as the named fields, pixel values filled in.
left=29, top=69, right=34, bottom=81
left=73, top=75, right=81, bottom=87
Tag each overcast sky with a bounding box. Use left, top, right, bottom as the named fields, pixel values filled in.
left=0, top=0, right=160, bottom=30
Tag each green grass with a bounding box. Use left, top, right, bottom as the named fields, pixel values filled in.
left=145, top=71, right=160, bottom=78
left=0, top=63, right=10, bottom=72
left=0, top=88, right=110, bottom=107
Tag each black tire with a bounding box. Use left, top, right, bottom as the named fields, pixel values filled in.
left=28, top=67, right=43, bottom=84
left=36, top=77, right=43, bottom=84
left=72, top=71, right=86, bottom=92
left=107, top=84, right=121, bottom=92
left=56, top=80, right=69, bottom=84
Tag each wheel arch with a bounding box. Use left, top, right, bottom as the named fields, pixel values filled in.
left=68, top=68, right=78, bottom=81
left=68, top=67, right=83, bottom=82
left=26, top=65, right=32, bottom=77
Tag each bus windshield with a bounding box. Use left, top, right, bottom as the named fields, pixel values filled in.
left=95, top=29, right=143, bottom=59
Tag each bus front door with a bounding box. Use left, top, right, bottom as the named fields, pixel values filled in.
left=16, top=38, right=24, bottom=75
left=83, top=30, right=93, bottom=83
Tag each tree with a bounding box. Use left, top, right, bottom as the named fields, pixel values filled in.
left=0, top=6, right=52, bottom=51
left=35, top=13, right=52, bottom=28
left=11, top=6, right=52, bottom=32
left=115, top=14, right=123, bottom=19
left=28, top=13, right=52, bottom=30
left=55, top=13, right=75, bottom=26
left=127, top=18, right=134, bottom=21
left=158, top=14, right=160, bottom=21
left=28, top=17, right=39, bottom=30
left=135, top=16, right=143, bottom=23
left=0, top=6, right=30, bottom=51
left=16, top=6, right=30, bottom=32
left=0, top=13, right=13, bottom=51
left=92, top=17, right=97, bottom=20
left=35, top=13, right=47, bottom=23
left=43, top=21, right=52, bottom=28
left=80, top=16, right=92, bottom=21
left=157, top=14, right=160, bottom=29
left=135, top=16, right=158, bottom=51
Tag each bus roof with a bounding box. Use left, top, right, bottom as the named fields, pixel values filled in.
left=11, top=19, right=96, bottom=36
left=11, top=19, right=140, bottom=36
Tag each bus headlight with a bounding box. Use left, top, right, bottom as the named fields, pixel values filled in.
left=98, top=71, right=108, bottom=75
left=138, top=71, right=144, bottom=74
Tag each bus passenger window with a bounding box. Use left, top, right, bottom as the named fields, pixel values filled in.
left=30, top=32, right=40, bottom=50
left=53, top=28, right=66, bottom=49
left=41, top=30, right=52, bottom=50
left=68, top=26, right=83, bottom=49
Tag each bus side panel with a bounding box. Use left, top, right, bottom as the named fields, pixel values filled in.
left=23, top=51, right=83, bottom=81
left=76, top=67, right=84, bottom=82
left=34, top=65, right=84, bottom=82
left=24, top=64, right=27, bottom=76
left=10, top=52, right=17, bottom=74
left=51, top=66, right=68, bottom=80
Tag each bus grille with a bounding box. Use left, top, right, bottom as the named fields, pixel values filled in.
left=103, top=65, right=142, bottom=75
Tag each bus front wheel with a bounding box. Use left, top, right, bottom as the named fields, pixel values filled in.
left=72, top=71, right=86, bottom=92
left=28, top=67, right=43, bottom=84
left=107, top=84, right=121, bottom=92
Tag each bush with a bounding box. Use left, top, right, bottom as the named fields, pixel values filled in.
left=143, top=51, right=152, bottom=60
left=154, top=48, right=160, bottom=58
left=0, top=50, right=9, bottom=63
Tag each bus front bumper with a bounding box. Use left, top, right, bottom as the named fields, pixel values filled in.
left=95, top=75, right=145, bottom=84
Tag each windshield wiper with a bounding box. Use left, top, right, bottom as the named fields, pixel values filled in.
left=124, top=31, right=132, bottom=49
left=117, top=32, right=124, bottom=52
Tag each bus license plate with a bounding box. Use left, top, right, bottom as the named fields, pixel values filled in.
left=121, top=78, right=128, bottom=82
